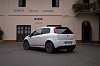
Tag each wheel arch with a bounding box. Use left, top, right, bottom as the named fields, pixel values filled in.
left=45, top=40, right=55, bottom=48
left=24, top=39, right=28, bottom=42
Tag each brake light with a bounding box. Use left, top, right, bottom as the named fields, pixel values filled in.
left=54, top=29, right=58, bottom=34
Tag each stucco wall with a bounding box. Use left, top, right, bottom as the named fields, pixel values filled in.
left=74, top=14, right=99, bottom=41
left=0, top=0, right=4, bottom=29
left=0, top=0, right=3, bottom=15
left=8, top=0, right=65, bottom=15
left=0, top=0, right=99, bottom=42
left=0, top=16, right=4, bottom=29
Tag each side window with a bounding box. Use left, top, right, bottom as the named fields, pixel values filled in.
left=31, top=29, right=42, bottom=36
left=41, top=28, right=50, bottom=34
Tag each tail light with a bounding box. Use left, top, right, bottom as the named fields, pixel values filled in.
left=54, top=29, right=58, bottom=34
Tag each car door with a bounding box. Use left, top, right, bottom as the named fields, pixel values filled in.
left=28, top=28, right=42, bottom=47
left=40, top=28, right=50, bottom=45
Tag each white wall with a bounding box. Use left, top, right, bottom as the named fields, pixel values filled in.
left=0, top=0, right=4, bottom=15
left=0, top=0, right=4, bottom=30
left=8, top=0, right=65, bottom=15
left=74, top=14, right=99, bottom=41
left=1, top=0, right=99, bottom=42
left=0, top=16, right=4, bottom=29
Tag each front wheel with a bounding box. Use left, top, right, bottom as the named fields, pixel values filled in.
left=23, top=40, right=31, bottom=50
left=45, top=42, right=55, bottom=53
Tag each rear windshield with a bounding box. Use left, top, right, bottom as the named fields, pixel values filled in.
left=56, top=27, right=73, bottom=34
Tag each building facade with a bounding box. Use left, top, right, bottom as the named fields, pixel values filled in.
left=0, top=0, right=99, bottom=43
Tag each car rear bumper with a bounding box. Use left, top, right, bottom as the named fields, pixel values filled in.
left=56, top=45, right=76, bottom=49
left=54, top=39, right=76, bottom=48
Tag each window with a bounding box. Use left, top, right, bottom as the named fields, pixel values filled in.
left=42, top=28, right=50, bottom=34
left=19, top=0, right=26, bottom=7
left=32, top=29, right=42, bottom=36
left=56, top=27, right=73, bottom=34
left=83, top=0, right=89, bottom=8
left=52, top=0, right=59, bottom=7
left=83, top=0, right=89, bottom=3
left=17, top=25, right=31, bottom=42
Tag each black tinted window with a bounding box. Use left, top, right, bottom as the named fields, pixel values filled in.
left=31, top=29, right=42, bottom=36
left=56, top=27, right=73, bottom=34
left=52, top=0, right=59, bottom=7
left=19, top=0, right=26, bottom=7
left=42, top=28, right=50, bottom=34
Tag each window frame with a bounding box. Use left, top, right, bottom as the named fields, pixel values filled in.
left=52, top=0, right=59, bottom=7
left=31, top=28, right=42, bottom=36
left=83, top=0, right=89, bottom=4
left=19, top=0, right=26, bottom=7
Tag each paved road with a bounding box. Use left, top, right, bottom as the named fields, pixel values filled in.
left=0, top=43, right=100, bottom=66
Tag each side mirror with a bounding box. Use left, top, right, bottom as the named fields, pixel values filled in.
left=29, top=34, right=32, bottom=38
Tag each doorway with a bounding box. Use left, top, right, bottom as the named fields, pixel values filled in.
left=82, top=21, right=92, bottom=43
left=17, top=25, right=31, bottom=42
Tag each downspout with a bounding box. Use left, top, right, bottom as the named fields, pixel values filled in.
left=99, top=13, right=100, bottom=43
left=98, top=2, right=100, bottom=43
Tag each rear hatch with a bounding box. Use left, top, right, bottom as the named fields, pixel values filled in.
left=54, top=27, right=75, bottom=40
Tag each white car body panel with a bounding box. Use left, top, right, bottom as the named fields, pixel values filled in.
left=24, top=27, right=76, bottom=49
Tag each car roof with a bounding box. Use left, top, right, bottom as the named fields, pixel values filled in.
left=40, top=26, right=69, bottom=29
left=41, top=27, right=55, bottom=29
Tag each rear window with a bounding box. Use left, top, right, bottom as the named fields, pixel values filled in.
left=55, top=27, right=73, bottom=34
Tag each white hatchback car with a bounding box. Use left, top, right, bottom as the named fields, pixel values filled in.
left=23, top=27, right=76, bottom=53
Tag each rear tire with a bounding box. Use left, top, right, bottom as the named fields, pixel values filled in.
left=66, top=45, right=76, bottom=52
left=45, top=42, right=55, bottom=53
left=23, top=40, right=31, bottom=50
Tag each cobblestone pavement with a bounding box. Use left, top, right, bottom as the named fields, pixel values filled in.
left=0, top=43, right=100, bottom=66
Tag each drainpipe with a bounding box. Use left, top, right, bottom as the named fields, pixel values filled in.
left=98, top=0, right=100, bottom=44
left=99, top=13, right=100, bottom=43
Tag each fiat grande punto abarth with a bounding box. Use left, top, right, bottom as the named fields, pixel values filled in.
left=23, top=27, right=76, bottom=53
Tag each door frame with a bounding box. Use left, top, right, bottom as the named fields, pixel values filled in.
left=16, top=25, right=31, bottom=42
left=82, top=21, right=92, bottom=43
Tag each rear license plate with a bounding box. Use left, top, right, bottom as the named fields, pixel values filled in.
left=64, top=41, right=72, bottom=44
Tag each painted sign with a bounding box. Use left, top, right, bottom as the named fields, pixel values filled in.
left=14, top=9, right=54, bottom=12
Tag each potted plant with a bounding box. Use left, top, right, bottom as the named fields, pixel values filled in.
left=90, top=1, right=97, bottom=13
left=0, top=27, right=4, bottom=43
left=72, top=0, right=89, bottom=13
left=97, top=0, right=100, bottom=8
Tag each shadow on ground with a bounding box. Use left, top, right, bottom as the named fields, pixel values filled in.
left=30, top=47, right=76, bottom=54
